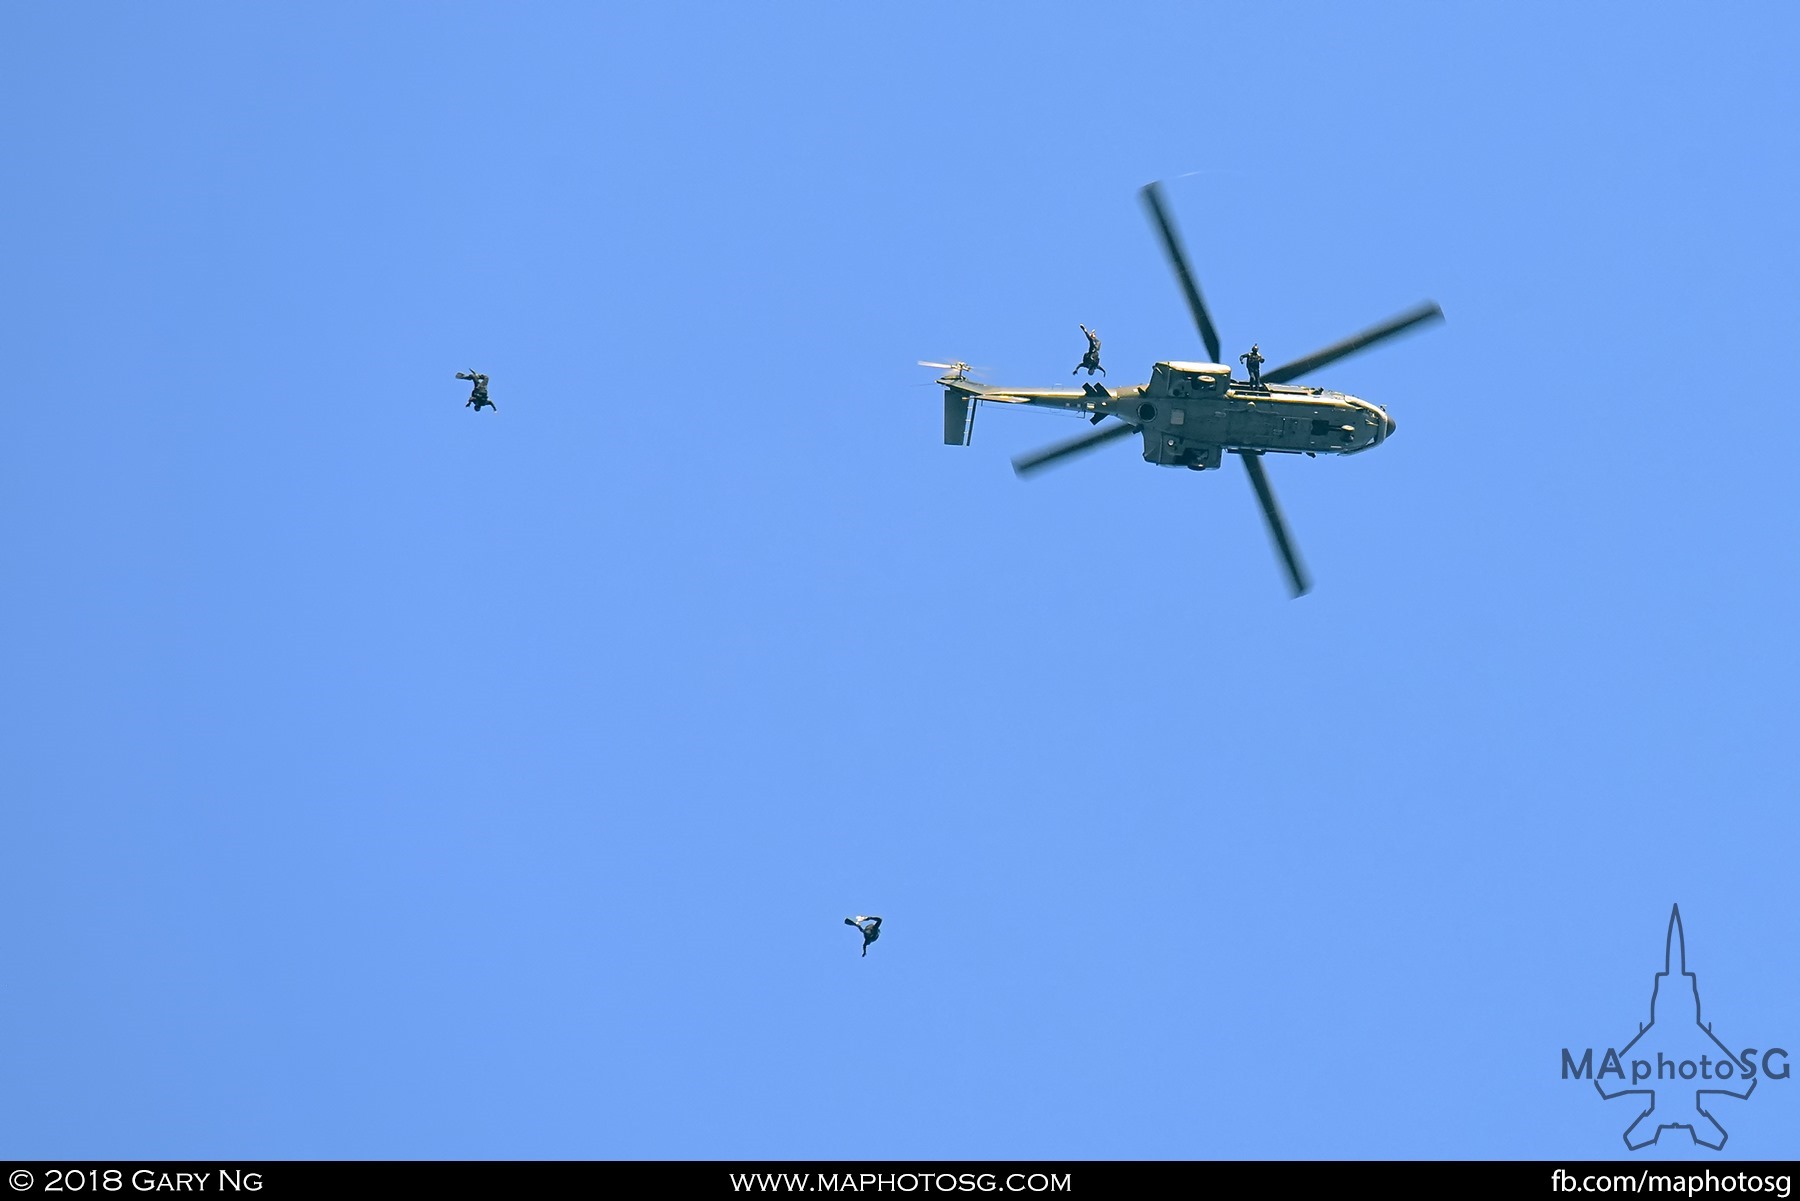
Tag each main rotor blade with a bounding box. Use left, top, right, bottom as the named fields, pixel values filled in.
left=1236, top=451, right=1311, bottom=598
left=1262, top=302, right=1444, bottom=385
left=1140, top=182, right=1223, bottom=365
left=1012, top=420, right=1139, bottom=478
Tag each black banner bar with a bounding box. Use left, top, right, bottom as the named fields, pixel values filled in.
left=2, top=1161, right=1797, bottom=1196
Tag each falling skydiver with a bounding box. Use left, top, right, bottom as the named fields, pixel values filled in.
left=844, top=915, right=882, bottom=957
left=457, top=370, right=494, bottom=412
left=1072, top=325, right=1105, bottom=376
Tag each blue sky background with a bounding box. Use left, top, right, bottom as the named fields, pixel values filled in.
left=3, top=2, right=1797, bottom=1161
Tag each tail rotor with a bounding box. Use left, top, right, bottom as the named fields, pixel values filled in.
left=918, top=359, right=984, bottom=381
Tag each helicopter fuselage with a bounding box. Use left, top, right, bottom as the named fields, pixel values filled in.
left=944, top=360, right=1394, bottom=470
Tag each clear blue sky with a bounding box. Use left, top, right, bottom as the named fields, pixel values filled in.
left=3, top=2, right=1797, bottom=1161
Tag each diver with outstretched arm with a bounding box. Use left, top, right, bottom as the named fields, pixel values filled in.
left=1072, top=325, right=1105, bottom=377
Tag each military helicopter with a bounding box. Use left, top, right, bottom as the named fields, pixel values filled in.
left=925, top=181, right=1443, bottom=597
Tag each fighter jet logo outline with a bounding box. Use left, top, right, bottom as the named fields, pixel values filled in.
left=1594, top=905, right=1756, bottom=1151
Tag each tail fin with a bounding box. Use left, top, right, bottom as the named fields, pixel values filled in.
left=944, top=385, right=975, bottom=446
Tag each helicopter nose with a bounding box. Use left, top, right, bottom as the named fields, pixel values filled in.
left=1383, top=410, right=1398, bottom=440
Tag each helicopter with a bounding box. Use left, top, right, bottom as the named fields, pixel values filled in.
left=923, top=181, right=1443, bottom=597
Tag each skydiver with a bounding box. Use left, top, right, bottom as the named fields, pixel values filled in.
left=457, top=370, right=495, bottom=412
left=1239, top=344, right=1264, bottom=387
left=844, top=915, right=882, bottom=957
left=1072, top=325, right=1105, bottom=376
